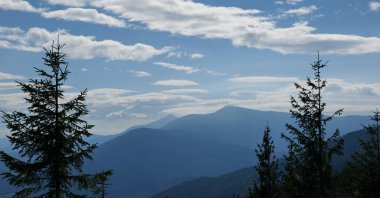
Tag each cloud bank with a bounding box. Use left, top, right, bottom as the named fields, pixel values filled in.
left=0, top=26, right=171, bottom=61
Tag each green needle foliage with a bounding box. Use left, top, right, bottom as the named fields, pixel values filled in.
left=347, top=110, right=380, bottom=197
left=249, top=125, right=280, bottom=198
left=281, top=53, right=344, bottom=198
left=92, top=170, right=113, bottom=198
left=0, top=40, right=111, bottom=198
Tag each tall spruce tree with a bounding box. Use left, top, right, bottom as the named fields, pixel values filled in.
left=281, top=53, right=344, bottom=198
left=0, top=40, right=111, bottom=197
left=92, top=170, right=113, bottom=198
left=348, top=110, right=380, bottom=197
left=249, top=125, right=280, bottom=198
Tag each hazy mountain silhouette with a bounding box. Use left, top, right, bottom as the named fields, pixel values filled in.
left=85, top=128, right=254, bottom=198
left=163, top=106, right=370, bottom=153
left=152, top=129, right=369, bottom=198
left=126, top=115, right=177, bottom=132
left=85, top=106, right=370, bottom=198
left=0, top=106, right=373, bottom=197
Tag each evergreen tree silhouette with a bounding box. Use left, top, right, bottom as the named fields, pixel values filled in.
left=92, top=170, right=113, bottom=198
left=281, top=53, right=344, bottom=198
left=0, top=40, right=111, bottom=197
left=348, top=110, right=380, bottom=197
left=249, top=125, right=280, bottom=198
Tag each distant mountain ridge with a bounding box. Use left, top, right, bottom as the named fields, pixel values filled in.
left=85, top=106, right=371, bottom=198
left=0, top=106, right=374, bottom=197
left=152, top=129, right=369, bottom=198
left=85, top=127, right=254, bottom=198
left=163, top=106, right=370, bottom=153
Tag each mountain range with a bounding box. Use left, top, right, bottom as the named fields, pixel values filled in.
left=86, top=106, right=371, bottom=198
left=0, top=106, right=374, bottom=197
left=151, top=129, right=369, bottom=198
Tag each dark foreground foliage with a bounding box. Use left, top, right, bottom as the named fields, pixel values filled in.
left=0, top=40, right=111, bottom=197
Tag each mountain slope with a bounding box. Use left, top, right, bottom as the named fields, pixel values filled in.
left=127, top=115, right=177, bottom=132
left=163, top=106, right=370, bottom=153
left=152, top=166, right=256, bottom=198
left=86, top=128, right=255, bottom=198
left=1, top=106, right=372, bottom=197
left=152, top=129, right=369, bottom=198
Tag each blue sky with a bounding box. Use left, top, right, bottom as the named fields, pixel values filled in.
left=1, top=0, right=380, bottom=135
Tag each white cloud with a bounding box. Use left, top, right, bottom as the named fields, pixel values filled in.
left=0, top=92, right=27, bottom=112
left=46, top=0, right=88, bottom=7
left=2, top=78, right=380, bottom=135
left=286, top=0, right=303, bottom=5
left=190, top=53, right=204, bottom=59
left=154, top=62, right=200, bottom=74
left=129, top=70, right=151, bottom=77
left=167, top=51, right=184, bottom=58
left=42, top=8, right=126, bottom=28
left=229, top=90, right=257, bottom=97
left=162, top=89, right=208, bottom=94
left=206, top=70, right=226, bottom=76
left=105, top=110, right=125, bottom=118
left=274, top=0, right=303, bottom=5
left=229, top=76, right=299, bottom=84
left=0, top=0, right=43, bottom=13
left=0, top=72, right=26, bottom=80
left=275, top=1, right=284, bottom=5
left=324, top=78, right=380, bottom=99
left=0, top=82, right=19, bottom=91
left=87, top=88, right=135, bottom=97
left=154, top=80, right=199, bottom=86
left=81, top=68, right=88, bottom=72
left=1, top=1, right=125, bottom=28
left=0, top=26, right=171, bottom=61
left=284, top=5, right=317, bottom=16
left=85, top=0, right=380, bottom=55
left=369, top=2, right=380, bottom=11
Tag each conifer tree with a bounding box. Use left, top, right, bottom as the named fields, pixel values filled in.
left=0, top=40, right=111, bottom=197
left=348, top=110, right=380, bottom=197
left=249, top=125, right=280, bottom=198
left=92, top=170, right=113, bottom=198
left=281, top=53, right=344, bottom=198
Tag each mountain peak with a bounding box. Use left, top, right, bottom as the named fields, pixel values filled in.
left=215, top=105, right=257, bottom=114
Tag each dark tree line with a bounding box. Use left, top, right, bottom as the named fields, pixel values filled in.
left=250, top=54, right=380, bottom=198
left=249, top=125, right=280, bottom=198
left=0, top=40, right=111, bottom=197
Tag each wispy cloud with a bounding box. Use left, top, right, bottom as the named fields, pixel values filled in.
left=284, top=5, right=317, bottom=16
left=162, top=89, right=208, bottom=94
left=1, top=1, right=124, bottom=28
left=0, top=72, right=26, bottom=80
left=46, top=0, right=88, bottom=7
left=0, top=82, right=19, bottom=91
left=154, top=62, right=200, bottom=74
left=42, top=8, right=126, bottom=28
left=190, top=53, right=204, bottom=59
left=369, top=2, right=380, bottom=12
left=206, top=70, right=227, bottom=76
left=0, top=26, right=172, bottom=61
left=5, top=0, right=380, bottom=55
left=83, top=0, right=380, bottom=55
left=229, top=76, right=299, bottom=84
left=275, top=0, right=303, bottom=5
left=129, top=70, right=151, bottom=77
left=2, top=78, right=380, bottom=134
left=0, top=0, right=43, bottom=13
left=154, top=80, right=199, bottom=87
left=286, top=0, right=303, bottom=5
